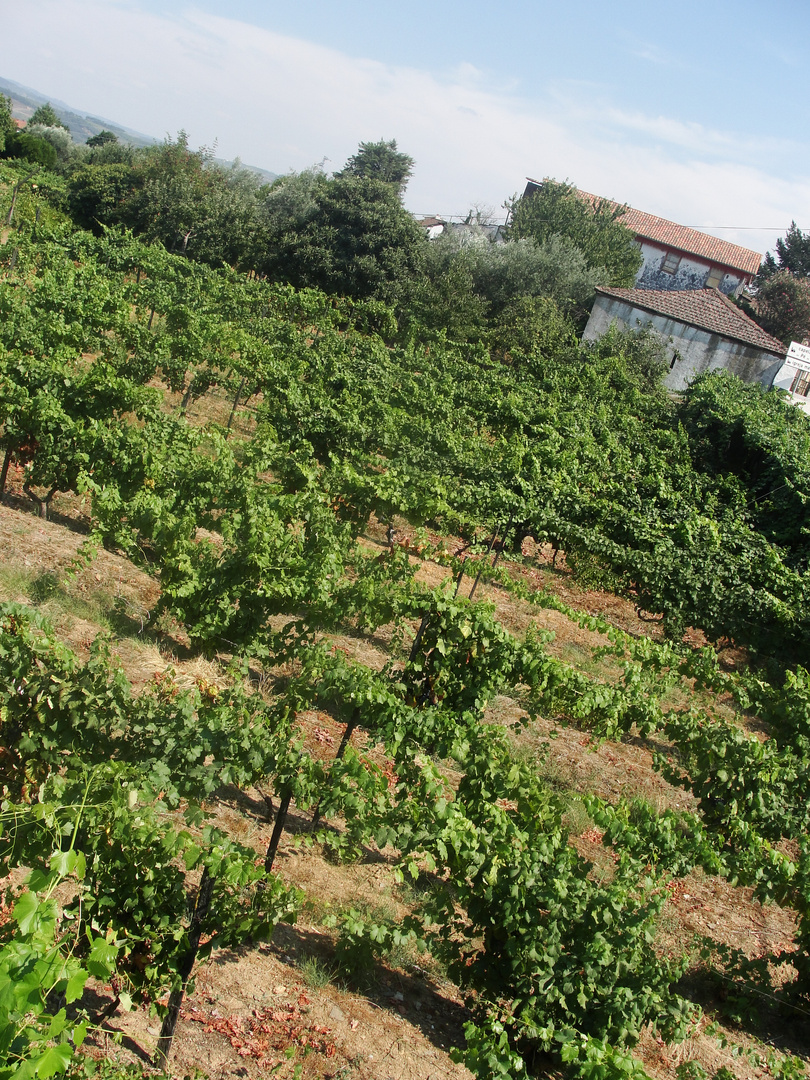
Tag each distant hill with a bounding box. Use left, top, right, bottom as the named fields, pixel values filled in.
left=0, top=75, right=278, bottom=183
left=0, top=75, right=158, bottom=148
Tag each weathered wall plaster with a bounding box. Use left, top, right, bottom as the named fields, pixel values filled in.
left=634, top=242, right=745, bottom=295
left=583, top=295, right=784, bottom=392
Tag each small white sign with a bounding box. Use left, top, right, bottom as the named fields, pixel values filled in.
left=788, top=341, right=810, bottom=367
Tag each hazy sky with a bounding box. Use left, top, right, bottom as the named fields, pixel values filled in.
left=3, top=0, right=808, bottom=257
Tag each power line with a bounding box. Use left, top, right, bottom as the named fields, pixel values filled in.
left=414, top=217, right=803, bottom=232
left=682, top=226, right=804, bottom=232
left=412, top=213, right=505, bottom=221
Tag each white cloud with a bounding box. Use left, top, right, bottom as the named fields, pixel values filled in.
left=3, top=0, right=805, bottom=256
left=594, top=106, right=797, bottom=165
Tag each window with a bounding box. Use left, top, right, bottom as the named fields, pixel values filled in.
left=661, top=251, right=681, bottom=275
left=706, top=267, right=723, bottom=288
left=790, top=369, right=810, bottom=397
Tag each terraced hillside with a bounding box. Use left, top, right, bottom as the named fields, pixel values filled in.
left=2, top=160, right=809, bottom=1080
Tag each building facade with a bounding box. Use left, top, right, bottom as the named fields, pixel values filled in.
left=583, top=287, right=786, bottom=392
left=522, top=180, right=763, bottom=295
left=772, top=341, right=810, bottom=416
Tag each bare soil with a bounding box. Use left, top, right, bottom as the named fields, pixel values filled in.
left=1, top=496, right=807, bottom=1080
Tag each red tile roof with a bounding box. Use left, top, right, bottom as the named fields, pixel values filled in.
left=582, top=189, right=762, bottom=277
left=595, top=286, right=786, bottom=355
left=524, top=179, right=763, bottom=277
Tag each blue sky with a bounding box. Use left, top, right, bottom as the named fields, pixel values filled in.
left=3, top=0, right=808, bottom=258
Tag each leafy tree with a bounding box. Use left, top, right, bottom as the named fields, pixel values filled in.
left=28, top=102, right=69, bottom=132
left=119, top=133, right=223, bottom=253
left=405, top=226, right=605, bottom=340
left=66, top=133, right=263, bottom=268
left=467, top=230, right=606, bottom=313
left=257, top=165, right=326, bottom=239
left=336, top=138, right=414, bottom=193
left=0, top=94, right=15, bottom=155
left=489, top=295, right=578, bottom=366
left=401, top=252, right=489, bottom=341
left=3, top=131, right=57, bottom=169
left=132, top=135, right=263, bottom=266
left=507, top=178, right=642, bottom=287
left=585, top=322, right=670, bottom=395
left=753, top=270, right=810, bottom=345
left=758, top=221, right=810, bottom=282
left=86, top=129, right=118, bottom=147
left=260, top=174, right=426, bottom=302
left=748, top=222, right=810, bottom=342
left=26, top=123, right=75, bottom=165
left=67, top=162, right=133, bottom=230
left=83, top=137, right=137, bottom=166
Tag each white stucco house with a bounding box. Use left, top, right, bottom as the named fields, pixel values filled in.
left=415, top=216, right=506, bottom=243
left=772, top=341, right=810, bottom=415
left=522, top=180, right=763, bottom=296
left=416, top=215, right=448, bottom=240
left=582, top=287, right=786, bottom=392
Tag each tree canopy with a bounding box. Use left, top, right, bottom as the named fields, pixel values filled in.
left=753, top=271, right=810, bottom=346
left=52, top=137, right=647, bottom=324
left=406, top=225, right=605, bottom=340
left=0, top=94, right=15, bottom=155
left=3, top=130, right=58, bottom=168
left=259, top=166, right=325, bottom=236
left=68, top=133, right=263, bottom=268
left=335, top=138, right=414, bottom=193
left=507, top=178, right=642, bottom=287
left=758, top=221, right=810, bottom=282
left=748, top=222, right=810, bottom=344
left=259, top=174, right=425, bottom=302
left=26, top=123, right=74, bottom=164
left=28, top=102, right=70, bottom=132
left=86, top=129, right=119, bottom=148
